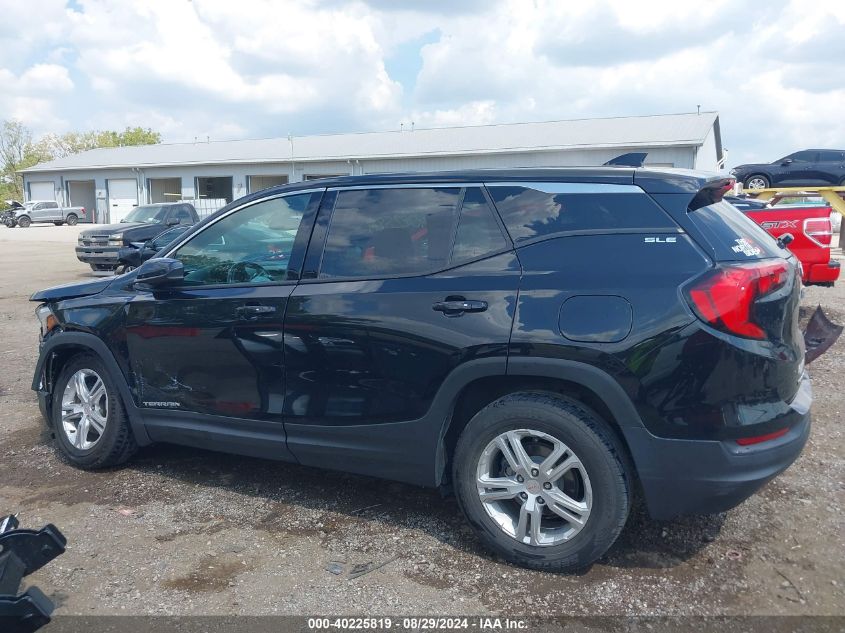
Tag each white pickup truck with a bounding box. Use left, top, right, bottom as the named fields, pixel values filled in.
left=8, top=200, right=86, bottom=228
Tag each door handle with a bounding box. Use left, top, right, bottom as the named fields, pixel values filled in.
left=236, top=304, right=277, bottom=318
left=432, top=299, right=488, bottom=315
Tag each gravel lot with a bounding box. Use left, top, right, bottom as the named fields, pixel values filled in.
left=0, top=225, right=842, bottom=617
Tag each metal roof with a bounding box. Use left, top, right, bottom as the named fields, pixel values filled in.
left=21, top=111, right=719, bottom=173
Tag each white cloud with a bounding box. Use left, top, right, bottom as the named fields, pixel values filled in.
left=0, top=0, right=842, bottom=166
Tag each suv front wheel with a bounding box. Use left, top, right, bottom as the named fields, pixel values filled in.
left=52, top=354, right=137, bottom=469
left=452, top=393, right=630, bottom=572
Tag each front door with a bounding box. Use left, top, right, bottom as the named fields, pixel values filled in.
left=283, top=186, right=521, bottom=484
left=124, top=190, right=322, bottom=457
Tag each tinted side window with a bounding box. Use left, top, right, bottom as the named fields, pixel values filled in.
left=173, top=193, right=311, bottom=286
left=818, top=151, right=844, bottom=162
left=788, top=151, right=817, bottom=162
left=451, top=188, right=508, bottom=263
left=45, top=201, right=58, bottom=209
left=320, top=188, right=460, bottom=278
left=170, top=205, right=193, bottom=223
left=487, top=184, right=676, bottom=242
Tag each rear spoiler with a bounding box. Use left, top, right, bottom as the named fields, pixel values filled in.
left=604, top=152, right=648, bottom=167
left=689, top=177, right=736, bottom=211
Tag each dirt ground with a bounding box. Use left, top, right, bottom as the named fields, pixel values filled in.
left=0, top=225, right=842, bottom=616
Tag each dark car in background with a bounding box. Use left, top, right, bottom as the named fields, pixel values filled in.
left=31, top=168, right=810, bottom=571
left=76, top=202, right=198, bottom=273
left=732, top=149, right=845, bottom=190
left=116, top=224, right=193, bottom=272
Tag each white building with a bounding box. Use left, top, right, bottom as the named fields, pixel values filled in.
left=20, top=111, right=723, bottom=223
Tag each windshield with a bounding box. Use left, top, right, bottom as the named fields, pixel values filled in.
left=23, top=201, right=36, bottom=209
left=121, top=205, right=167, bottom=223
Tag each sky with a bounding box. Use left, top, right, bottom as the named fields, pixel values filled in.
left=1, top=0, right=843, bottom=168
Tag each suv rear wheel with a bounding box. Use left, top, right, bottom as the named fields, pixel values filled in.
left=52, top=354, right=137, bottom=469
left=452, top=393, right=630, bottom=572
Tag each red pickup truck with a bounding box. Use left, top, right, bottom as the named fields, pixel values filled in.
left=727, top=196, right=840, bottom=286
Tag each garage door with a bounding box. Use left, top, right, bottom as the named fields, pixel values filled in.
left=107, top=178, right=139, bottom=223
left=29, top=181, right=56, bottom=201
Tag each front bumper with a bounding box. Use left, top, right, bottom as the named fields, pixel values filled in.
left=75, top=245, right=121, bottom=266
left=805, top=260, right=840, bottom=285
left=628, top=371, right=812, bottom=520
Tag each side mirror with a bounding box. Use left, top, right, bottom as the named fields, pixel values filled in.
left=166, top=217, right=180, bottom=226
left=780, top=158, right=793, bottom=166
left=133, top=257, right=184, bottom=288
left=118, top=246, right=143, bottom=269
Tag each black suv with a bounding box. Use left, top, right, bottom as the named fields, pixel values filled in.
left=31, top=169, right=811, bottom=571
left=76, top=202, right=199, bottom=273
left=732, top=149, right=845, bottom=190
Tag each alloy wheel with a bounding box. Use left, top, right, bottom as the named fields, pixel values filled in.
left=746, top=177, right=768, bottom=189
left=61, top=369, right=108, bottom=450
left=476, top=429, right=592, bottom=546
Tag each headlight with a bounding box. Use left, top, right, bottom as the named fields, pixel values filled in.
left=108, top=233, right=124, bottom=245
left=35, top=304, right=59, bottom=337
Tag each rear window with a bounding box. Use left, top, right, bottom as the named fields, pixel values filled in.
left=689, top=201, right=782, bottom=261
left=486, top=183, right=676, bottom=242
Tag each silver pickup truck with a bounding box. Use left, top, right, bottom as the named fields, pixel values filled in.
left=7, top=200, right=85, bottom=228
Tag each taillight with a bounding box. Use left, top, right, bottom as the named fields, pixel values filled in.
left=804, top=217, right=832, bottom=247
left=686, top=261, right=789, bottom=339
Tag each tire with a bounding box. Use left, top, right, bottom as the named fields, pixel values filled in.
left=744, top=174, right=770, bottom=190
left=51, top=354, right=137, bottom=469
left=452, top=392, right=630, bottom=572
left=17, top=215, right=31, bottom=228
left=66, top=213, right=78, bottom=226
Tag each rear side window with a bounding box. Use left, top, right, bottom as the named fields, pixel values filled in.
left=486, top=184, right=676, bottom=242
left=818, top=150, right=845, bottom=162
left=451, top=188, right=509, bottom=263
left=320, top=187, right=461, bottom=278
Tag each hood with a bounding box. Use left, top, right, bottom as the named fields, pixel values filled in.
left=81, top=222, right=145, bottom=236
left=732, top=162, right=770, bottom=171
left=30, top=277, right=114, bottom=302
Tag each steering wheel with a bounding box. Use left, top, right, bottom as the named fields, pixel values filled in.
left=227, top=261, right=269, bottom=283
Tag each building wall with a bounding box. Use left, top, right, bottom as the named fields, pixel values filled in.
left=22, top=144, right=702, bottom=222
left=695, top=126, right=720, bottom=172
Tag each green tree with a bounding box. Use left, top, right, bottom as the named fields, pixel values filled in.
left=0, top=121, right=161, bottom=206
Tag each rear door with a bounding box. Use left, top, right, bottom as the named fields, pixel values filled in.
left=283, top=185, right=521, bottom=485
left=42, top=201, right=60, bottom=221
left=816, top=150, right=845, bottom=184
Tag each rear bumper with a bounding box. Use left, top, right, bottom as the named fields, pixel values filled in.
left=75, top=246, right=121, bottom=266
left=805, top=260, right=840, bottom=285
left=627, top=372, right=812, bottom=520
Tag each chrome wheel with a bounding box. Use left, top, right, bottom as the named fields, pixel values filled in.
left=476, top=429, right=592, bottom=546
left=61, top=369, right=108, bottom=450
left=746, top=176, right=768, bottom=189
